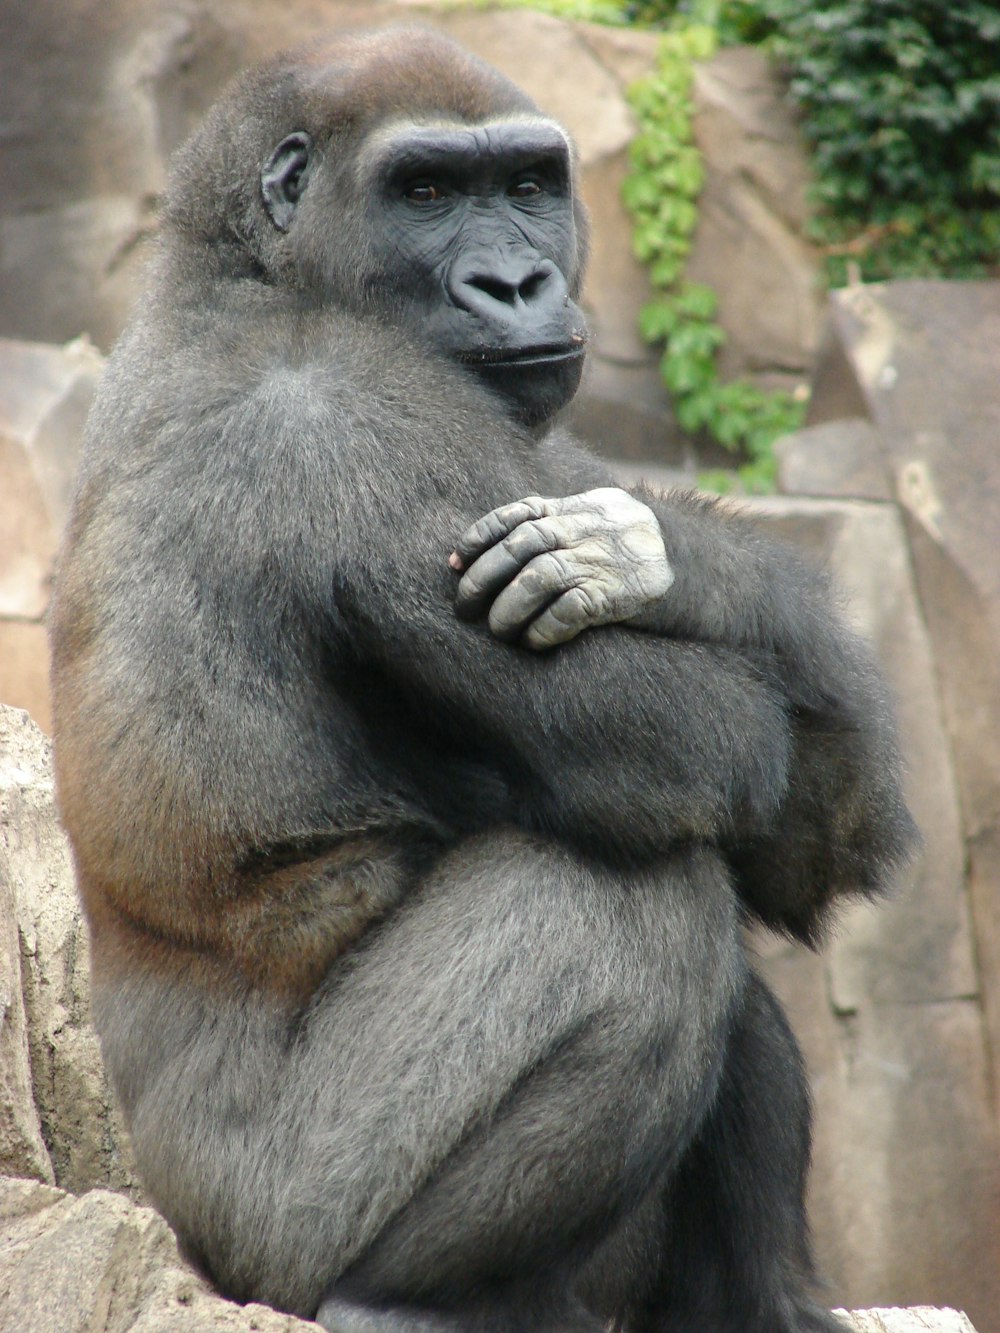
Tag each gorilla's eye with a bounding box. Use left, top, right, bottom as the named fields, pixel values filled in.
left=404, top=182, right=445, bottom=204
left=508, top=177, right=543, bottom=199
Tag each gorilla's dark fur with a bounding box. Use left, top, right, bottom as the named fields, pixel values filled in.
left=49, top=26, right=916, bottom=1333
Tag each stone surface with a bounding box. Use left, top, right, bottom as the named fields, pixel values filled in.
left=0, top=705, right=137, bottom=1196
left=804, top=281, right=1000, bottom=1152
left=615, top=470, right=1000, bottom=1333
left=774, top=417, right=892, bottom=501
left=686, top=44, right=823, bottom=392
left=0, top=1175, right=318, bottom=1332
left=0, top=861, right=54, bottom=1186
left=750, top=497, right=1000, bottom=1333
left=840, top=1313, right=978, bottom=1333
left=0, top=335, right=104, bottom=731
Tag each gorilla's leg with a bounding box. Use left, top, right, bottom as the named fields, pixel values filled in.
left=317, top=842, right=743, bottom=1330
left=638, top=971, right=847, bottom=1333
left=98, top=835, right=741, bottom=1328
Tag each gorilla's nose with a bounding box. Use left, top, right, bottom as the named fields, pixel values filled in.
left=450, top=256, right=567, bottom=325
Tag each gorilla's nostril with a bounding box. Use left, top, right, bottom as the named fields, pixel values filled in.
left=518, top=269, right=550, bottom=302
left=470, top=274, right=517, bottom=305
left=460, top=260, right=554, bottom=309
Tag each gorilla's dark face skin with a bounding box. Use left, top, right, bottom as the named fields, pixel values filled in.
left=262, top=120, right=588, bottom=427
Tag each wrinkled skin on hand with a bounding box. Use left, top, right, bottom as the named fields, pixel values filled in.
left=450, top=487, right=675, bottom=650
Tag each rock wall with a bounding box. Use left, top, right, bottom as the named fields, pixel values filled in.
left=0, top=337, right=104, bottom=731
left=0, top=708, right=137, bottom=1196
left=768, top=280, right=1000, bottom=1333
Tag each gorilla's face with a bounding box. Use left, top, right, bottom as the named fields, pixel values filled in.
left=261, top=117, right=589, bottom=428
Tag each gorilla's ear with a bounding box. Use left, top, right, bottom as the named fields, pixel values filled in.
left=261, top=132, right=313, bottom=231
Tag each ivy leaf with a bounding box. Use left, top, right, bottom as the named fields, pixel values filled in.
left=638, top=301, right=679, bottom=342
left=674, top=283, right=718, bottom=320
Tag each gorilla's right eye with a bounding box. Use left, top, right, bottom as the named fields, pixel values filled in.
left=404, top=182, right=445, bottom=204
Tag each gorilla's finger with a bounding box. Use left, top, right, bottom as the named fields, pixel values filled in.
left=453, top=496, right=550, bottom=567
left=455, top=521, right=562, bottom=617
left=486, top=551, right=576, bottom=642
left=521, top=587, right=597, bottom=651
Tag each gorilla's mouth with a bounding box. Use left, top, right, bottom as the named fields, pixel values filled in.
left=458, top=342, right=587, bottom=369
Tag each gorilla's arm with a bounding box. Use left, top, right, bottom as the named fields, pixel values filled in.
left=57, top=330, right=790, bottom=881
left=451, top=465, right=916, bottom=939
left=336, top=520, right=790, bottom=862
left=632, top=485, right=916, bottom=939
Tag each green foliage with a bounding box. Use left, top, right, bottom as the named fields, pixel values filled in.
left=624, top=27, right=803, bottom=492
left=762, top=0, right=1000, bottom=280
left=624, top=0, right=775, bottom=43
left=481, top=0, right=632, bottom=24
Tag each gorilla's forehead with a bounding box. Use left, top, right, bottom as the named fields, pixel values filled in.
left=289, top=25, right=537, bottom=126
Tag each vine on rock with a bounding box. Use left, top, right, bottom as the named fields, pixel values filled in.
left=764, top=0, right=1000, bottom=284
left=622, top=24, right=803, bottom=492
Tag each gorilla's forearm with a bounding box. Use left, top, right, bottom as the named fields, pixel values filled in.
left=339, top=565, right=792, bottom=859
left=632, top=486, right=917, bottom=935
left=634, top=486, right=857, bottom=713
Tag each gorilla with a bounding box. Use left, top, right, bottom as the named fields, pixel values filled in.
left=49, top=25, right=916, bottom=1333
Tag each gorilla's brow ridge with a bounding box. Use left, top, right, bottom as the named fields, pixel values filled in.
left=357, top=115, right=573, bottom=179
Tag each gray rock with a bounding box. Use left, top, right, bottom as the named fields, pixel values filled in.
left=0, top=1175, right=318, bottom=1332
left=805, top=282, right=1000, bottom=1192
left=0, top=843, right=53, bottom=1185
left=686, top=45, right=823, bottom=392
left=747, top=496, right=1000, bottom=1333
left=774, top=417, right=892, bottom=501
left=839, top=1314, right=979, bottom=1333
left=0, top=336, right=104, bottom=731
left=0, top=705, right=137, bottom=1196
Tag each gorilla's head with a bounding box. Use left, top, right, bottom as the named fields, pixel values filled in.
left=164, top=26, right=590, bottom=428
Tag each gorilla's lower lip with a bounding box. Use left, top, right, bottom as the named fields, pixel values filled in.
left=459, top=343, right=587, bottom=369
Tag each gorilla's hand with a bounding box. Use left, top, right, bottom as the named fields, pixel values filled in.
left=450, top=488, right=674, bottom=650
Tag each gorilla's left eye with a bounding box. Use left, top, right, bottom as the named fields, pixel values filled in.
left=404, top=182, right=445, bottom=204
left=508, top=177, right=543, bottom=199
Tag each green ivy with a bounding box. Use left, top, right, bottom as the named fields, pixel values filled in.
left=761, top=0, right=1000, bottom=282
left=623, top=25, right=804, bottom=492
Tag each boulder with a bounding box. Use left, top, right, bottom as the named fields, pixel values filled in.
left=774, top=417, right=892, bottom=501
left=803, top=281, right=1000, bottom=1156
left=0, top=852, right=53, bottom=1186
left=750, top=494, right=1000, bottom=1333
left=0, top=336, right=104, bottom=732
left=0, top=1175, right=317, bottom=1333
left=616, top=466, right=1000, bottom=1332
left=686, top=43, right=823, bottom=393
left=841, top=1315, right=978, bottom=1333
left=0, top=706, right=137, bottom=1196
